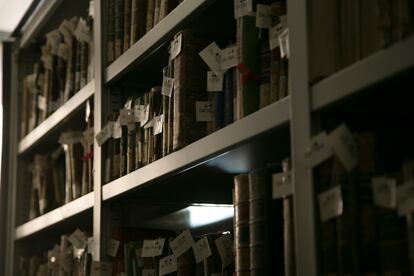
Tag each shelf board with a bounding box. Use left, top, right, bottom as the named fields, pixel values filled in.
left=103, top=97, right=291, bottom=201
left=106, top=0, right=215, bottom=84
left=15, top=192, right=94, bottom=240
left=19, top=0, right=64, bottom=48
left=18, top=81, right=94, bottom=154
left=312, top=34, right=414, bottom=111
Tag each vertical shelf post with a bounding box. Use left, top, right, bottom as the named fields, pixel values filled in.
left=288, top=0, right=319, bottom=274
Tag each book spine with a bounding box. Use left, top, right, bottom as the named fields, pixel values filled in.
left=114, top=0, right=125, bottom=59
left=120, top=124, right=128, bottom=177
left=124, top=0, right=132, bottom=52
left=74, top=40, right=82, bottom=92
left=162, top=94, right=169, bottom=157
left=214, top=91, right=224, bottom=131
left=146, top=0, right=155, bottom=33
left=108, top=0, right=116, bottom=64
left=130, top=0, right=147, bottom=45
left=153, top=0, right=161, bottom=26
left=259, top=41, right=271, bottom=108
left=224, top=68, right=234, bottom=127
left=80, top=41, right=89, bottom=89
left=127, top=123, right=136, bottom=174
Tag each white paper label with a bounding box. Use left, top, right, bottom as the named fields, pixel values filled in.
left=199, top=42, right=222, bottom=73
left=59, top=131, right=83, bottom=144
left=305, top=132, right=334, bottom=168
left=269, top=23, right=285, bottom=50
left=119, top=109, right=135, bottom=126
left=397, top=180, right=414, bottom=216
left=142, top=269, right=156, bottom=276
left=83, top=127, right=94, bottom=146
left=153, top=114, right=164, bottom=135
left=319, top=186, right=343, bottom=221
left=214, top=235, right=234, bottom=267
left=196, top=101, right=213, bottom=122
left=193, top=237, right=212, bottom=264
left=96, top=122, right=113, bottom=146
left=234, top=0, right=253, bottom=19
left=207, top=71, right=224, bottom=92
left=372, top=177, right=397, bottom=209
left=272, top=171, right=293, bottom=199
left=133, top=105, right=144, bottom=123
left=161, top=76, right=174, bottom=97
left=279, top=28, right=290, bottom=58
left=112, top=118, right=122, bottom=139
left=57, top=44, right=70, bottom=60
left=143, top=119, right=153, bottom=129
left=327, top=124, right=358, bottom=171
left=107, top=239, right=120, bottom=257
left=87, top=237, right=94, bottom=254
left=91, top=261, right=112, bottom=276
left=38, top=95, right=47, bottom=111
left=74, top=19, right=91, bottom=43
left=170, top=229, right=195, bottom=257
left=141, top=105, right=150, bottom=126
left=170, top=33, right=182, bottom=60
left=68, top=229, right=87, bottom=249
left=159, top=255, right=177, bottom=276
left=141, top=238, right=166, bottom=257
left=256, top=4, right=272, bottom=28
left=220, top=46, right=238, bottom=71
left=89, top=0, right=94, bottom=18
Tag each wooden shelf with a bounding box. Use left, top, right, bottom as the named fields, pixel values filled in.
left=18, top=81, right=94, bottom=155
left=14, top=192, right=94, bottom=240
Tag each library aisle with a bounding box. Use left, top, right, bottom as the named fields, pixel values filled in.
left=1, top=0, right=414, bottom=275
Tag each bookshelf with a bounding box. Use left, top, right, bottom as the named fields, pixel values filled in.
left=2, top=0, right=414, bottom=275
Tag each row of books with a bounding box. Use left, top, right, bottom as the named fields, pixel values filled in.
left=233, top=159, right=295, bottom=276
left=108, top=227, right=234, bottom=276
left=99, top=0, right=289, bottom=181
left=315, top=127, right=414, bottom=275
left=310, top=0, right=414, bottom=82
left=19, top=230, right=92, bottom=276
left=27, top=106, right=94, bottom=221
left=107, top=0, right=185, bottom=64
left=20, top=11, right=94, bottom=139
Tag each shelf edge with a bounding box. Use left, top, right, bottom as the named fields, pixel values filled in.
left=312, top=34, right=414, bottom=111
left=102, top=97, right=291, bottom=201
left=14, top=192, right=94, bottom=240
left=18, top=80, right=95, bottom=154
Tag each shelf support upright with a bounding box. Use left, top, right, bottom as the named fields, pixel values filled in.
left=5, top=44, right=19, bottom=276
left=93, top=0, right=109, bottom=262
left=288, top=0, right=319, bottom=274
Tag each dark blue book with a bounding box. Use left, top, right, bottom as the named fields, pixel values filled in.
left=224, top=68, right=235, bottom=126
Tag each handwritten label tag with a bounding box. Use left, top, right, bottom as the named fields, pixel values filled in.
left=269, top=23, right=286, bottom=50
left=38, top=95, right=47, bottom=111
left=272, top=171, right=293, bottom=199
left=170, top=229, right=195, bottom=257
left=207, top=71, right=224, bottom=92
left=170, top=33, right=182, bottom=60
left=319, top=186, right=343, bottom=221
left=91, top=261, right=112, bottom=276
left=279, top=28, right=290, bottom=58
left=154, top=114, right=164, bottom=135
left=87, top=237, right=94, bottom=254
left=119, top=109, right=135, bottom=126
left=327, top=124, right=357, bottom=171
left=161, top=76, right=174, bottom=97
left=196, top=101, right=213, bottom=122
left=96, top=122, right=113, bottom=146
left=215, top=234, right=234, bottom=267
left=59, top=131, right=83, bottom=144
left=141, top=105, right=150, bottom=126
left=83, top=127, right=94, bottom=146
left=220, top=46, right=238, bottom=71
left=372, top=177, right=397, bottom=209
left=107, top=239, right=120, bottom=257
left=133, top=105, right=144, bottom=123
left=74, top=19, right=91, bottom=43
left=112, top=117, right=122, bottom=139
left=58, top=44, right=70, bottom=60
left=159, top=255, right=177, bottom=276
left=68, top=229, right=87, bottom=249
left=193, top=237, right=212, bottom=264
left=141, top=238, right=166, bottom=257
left=397, top=180, right=414, bottom=216
left=305, top=132, right=334, bottom=168
left=234, top=0, right=253, bottom=19
left=199, top=42, right=222, bottom=73
left=256, top=4, right=272, bottom=28
left=142, top=269, right=156, bottom=276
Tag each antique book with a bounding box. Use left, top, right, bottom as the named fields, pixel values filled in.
left=152, top=86, right=163, bottom=161
left=113, top=111, right=121, bottom=180
left=124, top=0, right=132, bottom=52
left=134, top=96, right=144, bottom=169
left=108, top=0, right=116, bottom=64
left=224, top=68, right=235, bottom=127
left=172, top=30, right=209, bottom=151
left=114, top=0, right=125, bottom=59
left=130, top=0, right=147, bottom=44
left=259, top=40, right=271, bottom=108
left=146, top=0, right=156, bottom=32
